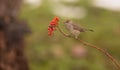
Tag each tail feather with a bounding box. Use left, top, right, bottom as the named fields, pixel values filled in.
left=85, top=29, right=94, bottom=32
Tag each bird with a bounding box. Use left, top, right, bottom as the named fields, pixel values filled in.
left=64, top=20, right=93, bottom=39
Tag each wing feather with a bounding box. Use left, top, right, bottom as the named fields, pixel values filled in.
left=72, top=23, right=85, bottom=32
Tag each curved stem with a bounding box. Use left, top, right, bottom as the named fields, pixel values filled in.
left=57, top=26, right=120, bottom=69
left=57, top=26, right=69, bottom=37
left=77, top=38, right=120, bottom=69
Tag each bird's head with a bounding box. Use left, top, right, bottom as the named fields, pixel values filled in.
left=64, top=20, right=72, bottom=24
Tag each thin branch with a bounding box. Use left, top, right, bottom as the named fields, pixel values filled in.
left=57, top=26, right=69, bottom=37
left=76, top=38, right=120, bottom=69
left=57, top=26, right=120, bottom=69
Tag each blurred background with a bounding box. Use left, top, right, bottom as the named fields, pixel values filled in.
left=20, top=0, right=120, bottom=70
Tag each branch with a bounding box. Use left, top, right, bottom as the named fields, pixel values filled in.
left=57, top=26, right=120, bottom=69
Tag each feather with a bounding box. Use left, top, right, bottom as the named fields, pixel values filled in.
left=72, top=23, right=85, bottom=32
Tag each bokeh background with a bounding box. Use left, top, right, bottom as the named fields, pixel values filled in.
left=20, top=0, right=120, bottom=70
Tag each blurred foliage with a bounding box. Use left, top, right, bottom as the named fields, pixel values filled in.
left=20, top=0, right=120, bottom=70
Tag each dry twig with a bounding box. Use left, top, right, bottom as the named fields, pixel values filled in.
left=57, top=26, right=120, bottom=69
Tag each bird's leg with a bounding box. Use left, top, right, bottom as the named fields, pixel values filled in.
left=75, top=34, right=79, bottom=39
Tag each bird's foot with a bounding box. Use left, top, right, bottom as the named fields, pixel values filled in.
left=74, top=35, right=79, bottom=39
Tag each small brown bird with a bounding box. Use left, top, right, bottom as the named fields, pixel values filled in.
left=64, top=20, right=93, bottom=39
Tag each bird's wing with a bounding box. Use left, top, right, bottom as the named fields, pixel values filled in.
left=72, top=23, right=85, bottom=32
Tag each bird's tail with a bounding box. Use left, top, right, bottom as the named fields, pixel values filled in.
left=85, top=29, right=94, bottom=32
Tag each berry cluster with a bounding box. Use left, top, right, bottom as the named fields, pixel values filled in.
left=48, top=17, right=60, bottom=36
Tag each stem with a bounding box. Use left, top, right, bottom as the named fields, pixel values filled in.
left=57, top=26, right=120, bottom=69
left=57, top=26, right=69, bottom=37
left=77, top=38, right=120, bottom=69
